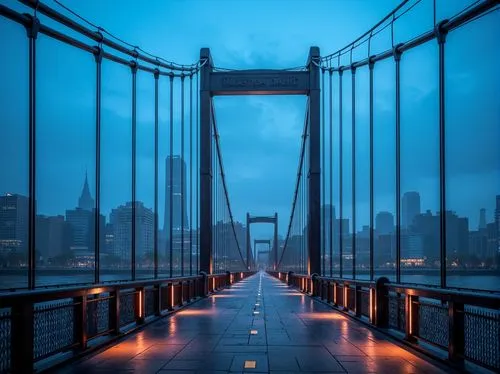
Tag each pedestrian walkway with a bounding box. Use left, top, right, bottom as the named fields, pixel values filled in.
left=61, top=272, right=451, bottom=373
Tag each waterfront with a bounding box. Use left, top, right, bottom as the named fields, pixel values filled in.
left=1, top=272, right=498, bottom=293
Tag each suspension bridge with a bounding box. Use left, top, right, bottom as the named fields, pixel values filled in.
left=0, top=0, right=499, bottom=373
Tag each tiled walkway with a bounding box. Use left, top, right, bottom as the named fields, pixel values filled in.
left=61, top=272, right=451, bottom=373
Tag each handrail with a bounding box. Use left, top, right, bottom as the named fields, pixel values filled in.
left=18, top=0, right=199, bottom=72
left=0, top=275, right=203, bottom=305
left=321, top=0, right=499, bottom=69
left=0, top=4, right=197, bottom=77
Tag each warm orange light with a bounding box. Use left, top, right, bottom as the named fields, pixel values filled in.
left=212, top=277, right=215, bottom=290
left=277, top=292, right=303, bottom=296
left=240, top=272, right=243, bottom=278
left=333, top=285, right=337, bottom=304
left=177, top=310, right=215, bottom=316
left=297, top=312, right=345, bottom=320
left=171, top=285, right=174, bottom=308
left=138, top=290, right=143, bottom=318
left=344, top=286, right=348, bottom=309
left=211, top=294, right=245, bottom=298
left=369, top=288, right=374, bottom=322
left=409, top=298, right=412, bottom=334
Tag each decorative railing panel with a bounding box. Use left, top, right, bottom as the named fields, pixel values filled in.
left=464, top=305, right=500, bottom=369
left=418, top=300, right=448, bottom=348
left=0, top=309, right=10, bottom=373
left=33, top=300, right=75, bottom=360
left=119, top=291, right=136, bottom=327
left=388, top=293, right=405, bottom=333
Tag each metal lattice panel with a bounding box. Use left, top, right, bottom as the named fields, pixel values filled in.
left=96, top=297, right=110, bottom=333
left=0, top=308, right=11, bottom=373
left=418, top=301, right=448, bottom=348
left=87, top=295, right=110, bottom=338
left=361, top=291, right=370, bottom=318
left=119, top=292, right=135, bottom=326
left=388, top=294, right=406, bottom=332
left=145, top=288, right=155, bottom=317
left=33, top=301, right=75, bottom=360
left=464, top=305, right=500, bottom=370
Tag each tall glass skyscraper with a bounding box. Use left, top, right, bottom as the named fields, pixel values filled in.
left=164, top=156, right=189, bottom=236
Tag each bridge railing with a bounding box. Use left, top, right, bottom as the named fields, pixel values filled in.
left=0, top=271, right=255, bottom=373
left=268, top=271, right=500, bottom=372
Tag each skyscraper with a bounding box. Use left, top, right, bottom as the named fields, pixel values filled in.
left=495, top=195, right=500, bottom=252
left=66, top=174, right=95, bottom=252
left=0, top=193, right=29, bottom=253
left=78, top=172, right=94, bottom=211
left=376, top=211, right=394, bottom=235
left=402, top=191, right=420, bottom=229
left=164, top=156, right=189, bottom=236
left=479, top=208, right=486, bottom=230
left=110, top=202, right=154, bottom=260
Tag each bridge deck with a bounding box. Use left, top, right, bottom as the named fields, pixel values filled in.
left=63, top=273, right=450, bottom=373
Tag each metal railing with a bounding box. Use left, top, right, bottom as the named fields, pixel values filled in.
left=269, top=271, right=500, bottom=372
left=0, top=271, right=255, bottom=373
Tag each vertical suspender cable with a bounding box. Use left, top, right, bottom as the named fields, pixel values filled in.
left=321, top=69, right=326, bottom=275
left=352, top=67, right=356, bottom=279
left=131, top=61, right=137, bottom=281
left=180, top=74, right=185, bottom=277
left=369, top=58, right=375, bottom=281
left=329, top=69, right=333, bottom=277
left=154, top=69, right=159, bottom=279
left=189, top=74, right=193, bottom=276
left=169, top=74, right=174, bottom=278
left=94, top=45, right=102, bottom=284
left=339, top=68, right=343, bottom=278
left=196, top=71, right=200, bottom=274
left=27, top=15, right=39, bottom=290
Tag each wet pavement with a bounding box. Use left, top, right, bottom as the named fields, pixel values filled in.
left=60, top=271, right=451, bottom=373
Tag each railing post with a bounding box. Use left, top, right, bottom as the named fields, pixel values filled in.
left=166, top=283, right=174, bottom=311
left=311, top=274, right=319, bottom=297
left=179, top=282, right=184, bottom=306
left=154, top=285, right=161, bottom=316
left=355, top=285, right=362, bottom=317
left=109, top=289, right=120, bottom=334
left=375, top=277, right=389, bottom=327
left=86, top=295, right=97, bottom=338
left=135, top=287, right=145, bottom=324
left=405, top=295, right=419, bottom=343
left=333, top=282, right=338, bottom=306
left=200, top=271, right=208, bottom=297
left=11, top=302, right=34, bottom=373
left=73, top=295, right=87, bottom=351
left=369, top=287, right=376, bottom=324
left=448, top=301, right=465, bottom=364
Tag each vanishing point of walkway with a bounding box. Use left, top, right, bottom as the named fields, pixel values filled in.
left=61, top=273, right=451, bottom=373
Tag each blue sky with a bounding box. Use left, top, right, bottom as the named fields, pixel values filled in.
left=0, top=0, right=499, bottom=241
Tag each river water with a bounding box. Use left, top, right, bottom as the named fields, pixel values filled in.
left=0, top=273, right=499, bottom=293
